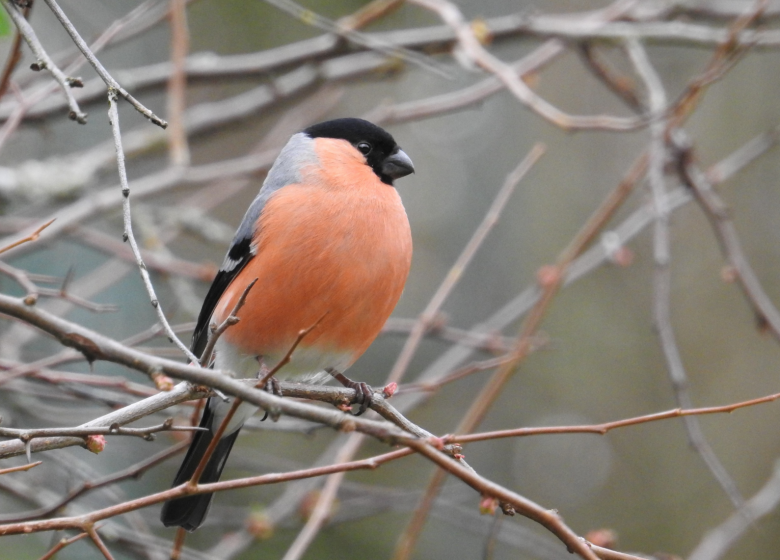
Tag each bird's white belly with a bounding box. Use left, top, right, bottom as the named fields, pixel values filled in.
left=210, top=336, right=352, bottom=432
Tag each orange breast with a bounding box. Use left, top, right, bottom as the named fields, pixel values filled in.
left=212, top=161, right=412, bottom=372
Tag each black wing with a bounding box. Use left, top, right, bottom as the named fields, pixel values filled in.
left=190, top=193, right=270, bottom=359
left=190, top=238, right=253, bottom=359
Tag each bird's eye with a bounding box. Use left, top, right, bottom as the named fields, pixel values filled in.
left=357, top=142, right=372, bottom=155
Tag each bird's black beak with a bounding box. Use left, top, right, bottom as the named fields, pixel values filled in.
left=382, top=149, right=415, bottom=180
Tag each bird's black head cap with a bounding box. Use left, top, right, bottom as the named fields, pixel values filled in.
left=304, top=118, right=411, bottom=185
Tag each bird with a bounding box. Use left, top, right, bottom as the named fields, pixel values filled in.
left=160, top=117, right=414, bottom=531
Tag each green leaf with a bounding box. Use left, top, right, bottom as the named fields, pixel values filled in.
left=0, top=9, right=12, bottom=38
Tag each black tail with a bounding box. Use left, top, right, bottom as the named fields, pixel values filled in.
left=160, top=400, right=240, bottom=532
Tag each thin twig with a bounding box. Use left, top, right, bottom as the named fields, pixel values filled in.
left=408, top=0, right=643, bottom=131
left=37, top=532, right=89, bottom=560
left=0, top=260, right=39, bottom=304
left=666, top=0, right=767, bottom=130
left=167, top=0, right=190, bottom=166
left=259, top=314, right=328, bottom=386
left=85, top=524, right=115, bottom=560
left=398, top=438, right=604, bottom=560
left=0, top=447, right=414, bottom=535
left=628, top=36, right=745, bottom=509
left=675, top=130, right=780, bottom=341
left=41, top=0, right=167, bottom=127
left=0, top=419, right=204, bottom=443
left=0, top=271, right=119, bottom=311
left=0, top=218, right=54, bottom=257
left=0, top=0, right=86, bottom=123
left=0, top=461, right=41, bottom=476
left=388, top=144, right=545, bottom=384
left=107, top=90, right=197, bottom=364
left=382, top=317, right=512, bottom=352
left=399, top=352, right=523, bottom=394
left=0, top=442, right=187, bottom=523
left=170, top=527, right=187, bottom=560
left=449, top=389, right=780, bottom=444
left=337, top=0, right=403, bottom=31
left=0, top=375, right=210, bottom=460
left=263, top=0, right=448, bottom=77
left=688, top=460, right=780, bottom=560
left=576, top=42, right=642, bottom=111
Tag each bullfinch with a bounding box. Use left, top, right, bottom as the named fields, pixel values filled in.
left=160, top=118, right=414, bottom=531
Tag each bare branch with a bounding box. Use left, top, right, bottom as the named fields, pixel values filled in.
left=167, top=0, right=190, bottom=166
left=675, top=130, right=780, bottom=340
left=41, top=0, right=167, bottom=127
left=38, top=532, right=90, bottom=560
left=108, top=91, right=197, bottom=364
left=0, top=443, right=186, bottom=523
left=263, top=0, right=448, bottom=77
left=450, top=389, right=780, bottom=444
left=0, top=0, right=86, bottom=123
left=85, top=525, right=115, bottom=560
left=409, top=0, right=643, bottom=131
left=0, top=378, right=208, bottom=459
left=0, top=460, right=41, bottom=476
left=0, top=218, right=54, bottom=257
left=0, top=419, right=203, bottom=443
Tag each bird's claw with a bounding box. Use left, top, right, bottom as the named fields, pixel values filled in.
left=259, top=376, right=282, bottom=421
left=349, top=381, right=373, bottom=416
left=327, top=369, right=373, bottom=416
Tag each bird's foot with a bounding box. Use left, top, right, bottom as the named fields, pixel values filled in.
left=327, top=369, right=373, bottom=416
left=259, top=376, right=282, bottom=421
